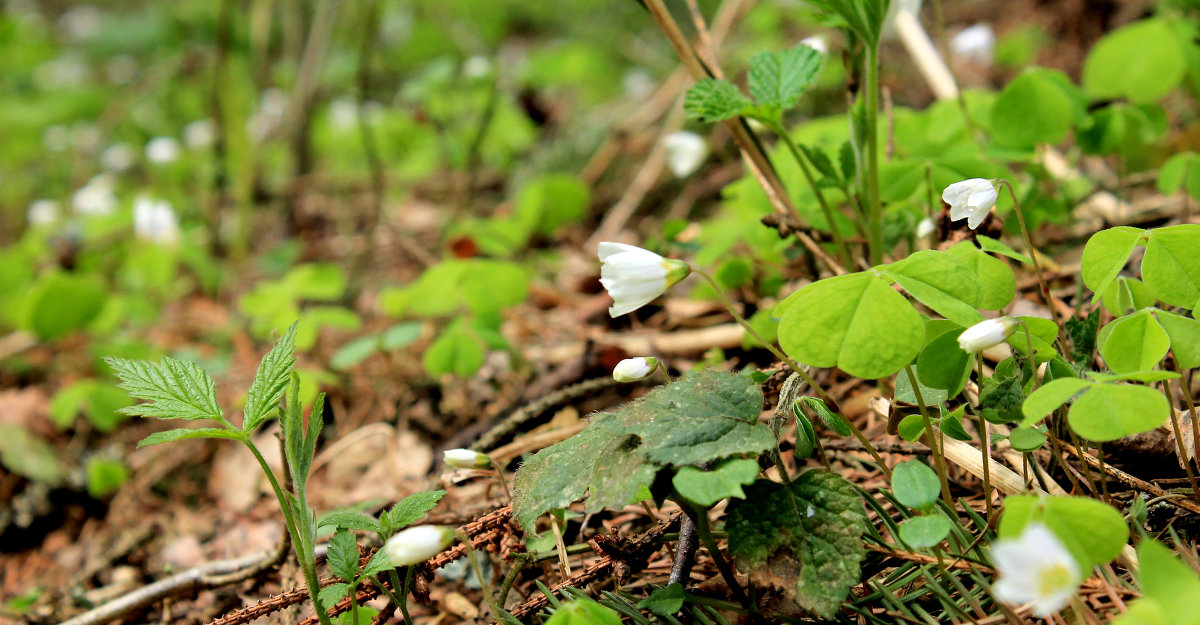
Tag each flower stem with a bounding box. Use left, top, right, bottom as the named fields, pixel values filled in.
left=1000, top=180, right=1068, bottom=356
left=974, top=355, right=994, bottom=520
left=904, top=365, right=954, bottom=509
left=772, top=124, right=853, bottom=268
left=695, top=269, right=890, bottom=476
left=865, top=45, right=884, bottom=265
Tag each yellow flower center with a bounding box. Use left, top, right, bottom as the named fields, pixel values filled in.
left=1038, top=563, right=1075, bottom=596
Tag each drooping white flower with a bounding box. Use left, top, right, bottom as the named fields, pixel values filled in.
left=27, top=199, right=61, bottom=226
left=915, top=217, right=936, bottom=238
left=613, top=357, right=659, bottom=383
left=101, top=143, right=136, bottom=172
left=72, top=174, right=117, bottom=216
left=145, top=136, right=180, bottom=164
left=991, top=522, right=1081, bottom=617
left=444, top=449, right=491, bottom=469
left=663, top=131, right=708, bottom=178
left=598, top=242, right=690, bottom=318
left=133, top=195, right=179, bottom=244
left=800, top=35, right=828, bottom=55
left=952, top=24, right=996, bottom=64
left=958, top=317, right=1018, bottom=354
left=184, top=119, right=215, bottom=149
left=942, top=178, right=999, bottom=229
left=384, top=526, right=456, bottom=566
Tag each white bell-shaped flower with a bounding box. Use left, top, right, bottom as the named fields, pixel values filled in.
left=958, top=317, right=1018, bottom=354
left=613, top=357, right=658, bottom=383
left=663, top=131, right=708, bottom=178
left=942, top=178, right=999, bottom=229
left=384, top=526, right=456, bottom=566
left=598, top=242, right=690, bottom=317
left=991, top=522, right=1081, bottom=617
left=443, top=448, right=491, bottom=469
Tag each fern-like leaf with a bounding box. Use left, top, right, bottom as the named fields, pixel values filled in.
left=106, top=356, right=224, bottom=422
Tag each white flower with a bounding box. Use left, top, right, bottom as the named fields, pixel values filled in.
left=958, top=317, right=1018, bottom=354
left=663, top=131, right=708, bottom=178
left=623, top=69, right=655, bottom=99
left=952, top=24, right=996, bottom=64
left=27, top=200, right=61, bottom=226
left=72, top=175, right=117, bottom=216
left=942, top=178, right=998, bottom=229
left=991, top=522, right=1081, bottom=617
left=444, top=449, right=491, bottom=469
left=598, top=242, right=690, bottom=317
left=133, top=195, right=179, bottom=244
left=184, top=119, right=215, bottom=149
left=145, top=136, right=180, bottom=164
left=328, top=98, right=358, bottom=130
left=800, top=35, right=828, bottom=55
left=915, top=217, right=936, bottom=238
left=101, top=143, right=136, bottom=172
left=462, top=56, right=492, bottom=79
left=384, top=526, right=456, bottom=566
left=613, top=357, right=658, bottom=383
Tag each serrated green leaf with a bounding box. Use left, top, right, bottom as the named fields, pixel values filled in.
left=318, top=582, right=350, bottom=607
left=318, top=511, right=380, bottom=532
left=637, top=583, right=687, bottom=617
left=891, top=460, right=940, bottom=513
left=726, top=471, right=867, bottom=618
left=683, top=78, right=753, bottom=123
left=361, top=549, right=394, bottom=578
left=1143, top=225, right=1200, bottom=308
left=243, top=322, right=298, bottom=432
left=898, top=514, right=951, bottom=549
left=777, top=272, right=923, bottom=380
left=328, top=529, right=360, bottom=582
left=672, top=458, right=760, bottom=507
left=747, top=45, right=822, bottom=113
left=385, top=490, right=446, bottom=535
left=513, top=371, right=773, bottom=532
left=137, top=427, right=242, bottom=448
left=883, top=251, right=984, bottom=327
left=1065, top=308, right=1100, bottom=364
left=107, top=356, right=224, bottom=422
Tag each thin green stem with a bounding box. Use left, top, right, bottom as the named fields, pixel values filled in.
left=905, top=365, right=954, bottom=508
left=686, top=506, right=750, bottom=608
left=497, top=554, right=529, bottom=609
left=773, top=125, right=853, bottom=267
left=394, top=567, right=415, bottom=625
left=488, top=460, right=513, bottom=503
left=1001, top=180, right=1068, bottom=357
left=245, top=440, right=333, bottom=625
left=974, top=355, right=993, bottom=519
left=696, top=269, right=890, bottom=476
left=1172, top=361, right=1200, bottom=499
left=1163, top=378, right=1200, bottom=502
left=865, top=45, right=883, bottom=265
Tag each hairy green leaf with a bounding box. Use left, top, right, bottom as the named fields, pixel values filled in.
left=683, top=78, right=753, bottom=123
left=512, top=371, right=773, bottom=532
left=318, top=511, right=380, bottom=532
left=726, top=471, right=867, bottom=618
left=318, top=583, right=350, bottom=607
left=361, top=549, right=394, bottom=578
left=137, top=427, right=242, bottom=448
left=242, top=322, right=299, bottom=432
left=328, top=529, right=360, bottom=582
left=747, top=45, right=823, bottom=114
left=385, top=490, right=446, bottom=535
left=107, top=356, right=224, bottom=422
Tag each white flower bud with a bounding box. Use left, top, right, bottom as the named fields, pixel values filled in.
left=916, top=217, right=936, bottom=238
left=800, top=35, right=828, bottom=55
left=443, top=448, right=491, bottom=469
left=145, top=136, right=180, bottom=164
left=133, top=195, right=180, bottom=245
left=663, top=131, right=708, bottom=178
left=612, top=357, right=658, bottom=383
left=598, top=242, right=690, bottom=317
left=991, top=522, right=1080, bottom=617
left=942, top=178, right=999, bottom=230
left=957, top=317, right=1018, bottom=353
left=951, top=24, right=995, bottom=64
left=383, top=525, right=456, bottom=566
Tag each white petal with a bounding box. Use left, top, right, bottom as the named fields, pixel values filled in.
left=966, top=205, right=990, bottom=229
left=598, top=241, right=656, bottom=262
left=948, top=203, right=973, bottom=222
left=942, top=181, right=973, bottom=206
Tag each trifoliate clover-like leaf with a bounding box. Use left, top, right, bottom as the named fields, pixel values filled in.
left=726, top=470, right=867, bottom=618
left=748, top=45, right=823, bottom=117
left=513, top=371, right=773, bottom=532
left=683, top=78, right=753, bottom=123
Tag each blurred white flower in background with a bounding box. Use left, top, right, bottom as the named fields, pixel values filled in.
left=328, top=98, right=358, bottom=130
left=104, top=54, right=139, bottom=84
left=462, top=56, right=492, bottom=80
left=663, top=131, right=708, bottom=178
left=72, top=123, right=102, bottom=153
left=248, top=88, right=288, bottom=140
left=800, top=35, right=828, bottom=55
left=145, top=136, right=180, bottom=164
left=27, top=200, right=61, bottom=226
left=916, top=217, right=936, bottom=239
left=101, top=143, right=136, bottom=172
left=184, top=119, right=216, bottom=149
left=952, top=24, right=996, bottom=64
left=73, top=174, right=118, bottom=217
left=133, top=195, right=180, bottom=244
left=991, top=522, right=1081, bottom=617
left=57, top=6, right=102, bottom=41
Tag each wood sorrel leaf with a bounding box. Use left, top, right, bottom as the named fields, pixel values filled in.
left=1080, top=226, right=1145, bottom=303
left=946, top=241, right=1016, bottom=311
left=898, top=514, right=951, bottom=549
left=999, top=495, right=1128, bottom=571
left=1125, top=539, right=1200, bottom=625
left=1083, top=18, right=1187, bottom=103
left=725, top=471, right=867, bottom=618
left=1069, top=383, right=1169, bottom=442
left=512, top=371, right=773, bottom=532
left=890, top=460, right=941, bottom=513
left=1021, top=377, right=1091, bottom=428
left=916, top=328, right=973, bottom=396
left=883, top=251, right=983, bottom=327
left=1153, top=310, right=1200, bottom=369
left=1142, top=225, right=1200, bottom=308
left=1097, top=310, right=1170, bottom=374
left=777, top=272, right=923, bottom=380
